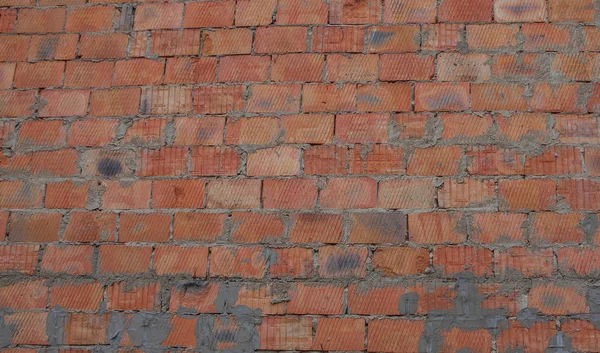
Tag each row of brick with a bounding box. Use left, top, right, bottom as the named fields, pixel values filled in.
left=2, top=84, right=600, bottom=118
left=4, top=241, right=600, bottom=278
left=2, top=176, right=600, bottom=209
left=5, top=22, right=600, bottom=61
left=1, top=0, right=597, bottom=30
left=3, top=311, right=599, bottom=352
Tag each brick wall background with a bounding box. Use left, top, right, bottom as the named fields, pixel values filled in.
left=1, top=0, right=600, bottom=351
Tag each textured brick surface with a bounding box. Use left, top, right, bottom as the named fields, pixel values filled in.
left=0, top=0, right=599, bottom=352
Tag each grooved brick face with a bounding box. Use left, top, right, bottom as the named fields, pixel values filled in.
left=1, top=0, right=599, bottom=352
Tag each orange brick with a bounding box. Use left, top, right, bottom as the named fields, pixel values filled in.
left=218, top=55, right=270, bottom=83
left=438, top=178, right=496, bottom=208
left=210, top=246, right=266, bottom=278
left=336, top=114, right=388, bottom=143
left=523, top=24, right=576, bottom=51
left=184, top=0, right=235, bottom=28
left=0, top=35, right=30, bottom=61
left=496, top=247, right=554, bottom=277
left=165, top=57, right=216, bottom=84
left=90, top=88, right=141, bottom=116
left=289, top=213, right=343, bottom=244
left=330, top=0, right=381, bottom=24
left=531, top=83, right=582, bottom=113
left=272, top=54, right=324, bottom=82
left=287, top=283, right=344, bottom=314
left=558, top=248, right=600, bottom=276
left=281, top=114, right=333, bottom=143
left=303, top=84, right=356, bottom=112
left=357, top=83, right=411, bottom=112
left=152, top=180, right=205, bottom=209
left=313, top=318, right=365, bottom=351
left=16, top=8, right=65, bottom=33
left=27, top=34, right=77, bottom=61
left=0, top=244, right=39, bottom=274
left=438, top=0, right=492, bottom=22
left=50, top=282, right=103, bottom=311
left=422, top=24, right=461, bottom=50
left=494, top=0, right=546, bottom=22
left=169, top=281, right=221, bottom=313
left=262, top=179, right=318, bottom=209
left=173, top=212, right=226, bottom=241
left=311, top=25, right=364, bottom=52
left=45, top=180, right=90, bottom=209
left=101, top=180, right=152, bottom=209
left=193, top=85, right=245, bottom=114
left=327, top=54, right=378, bottom=82
left=68, top=119, right=118, bottom=147
left=368, top=320, right=424, bottom=353
left=407, top=146, right=462, bottom=176
left=17, top=120, right=66, bottom=150
left=154, top=246, right=208, bottom=277
left=113, top=59, right=164, bottom=86
left=14, top=61, right=64, bottom=88
left=247, top=146, right=300, bottom=176
left=79, top=33, right=128, bottom=59
left=65, top=6, right=115, bottom=32
left=304, top=145, right=348, bottom=175
left=202, top=28, right=253, bottom=55
left=384, top=0, right=436, bottom=23
left=558, top=179, right=600, bottom=210
left=119, top=212, right=171, bottom=242
left=531, top=212, right=588, bottom=244
left=415, top=83, right=470, bottom=112
left=138, top=147, right=188, bottom=177
left=408, top=212, right=467, bottom=244
left=254, top=26, right=307, bottom=53
left=98, top=245, right=152, bottom=274
left=134, top=3, right=183, bottom=30
left=258, top=316, right=313, bottom=350
left=433, top=246, right=493, bottom=277
left=549, top=0, right=595, bottom=22
left=190, top=146, right=240, bottom=176
left=0, top=280, right=46, bottom=309
left=440, top=113, right=494, bottom=142
left=63, top=211, right=116, bottom=242
left=206, top=179, right=261, bottom=209
left=562, top=320, right=600, bottom=352
left=247, top=84, right=300, bottom=113
left=107, top=282, right=160, bottom=311
left=437, top=53, right=491, bottom=82
left=372, top=247, right=429, bottom=275
left=9, top=212, right=61, bottom=242
left=380, top=54, right=434, bottom=81
left=235, top=0, right=277, bottom=26
left=350, top=145, right=404, bottom=175
left=378, top=178, right=435, bottom=209
left=529, top=284, right=587, bottom=315
left=470, top=213, right=526, bottom=244
left=347, top=212, right=405, bottom=244
left=498, top=179, right=556, bottom=211
left=269, top=247, right=314, bottom=278
left=472, top=83, right=527, bottom=111
left=230, top=212, right=285, bottom=243
left=276, top=0, right=328, bottom=24
left=467, top=24, right=519, bottom=50
left=4, top=312, right=48, bottom=345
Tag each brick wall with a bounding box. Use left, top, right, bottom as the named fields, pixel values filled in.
left=1, top=0, right=600, bottom=352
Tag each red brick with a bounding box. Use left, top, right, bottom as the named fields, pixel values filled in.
left=289, top=213, right=343, bottom=243
left=101, top=180, right=152, bottom=209
left=415, top=83, right=470, bottom=111
left=499, top=179, right=556, bottom=211
left=0, top=181, right=44, bottom=209
left=0, top=35, right=30, bottom=61
left=438, top=0, right=492, bottom=22
left=218, top=55, right=270, bottom=82
left=433, top=246, right=493, bottom=277
left=350, top=145, right=404, bottom=175
left=558, top=179, right=600, bottom=210
left=202, top=28, right=253, bottom=55
left=347, top=212, right=405, bottom=244
left=65, top=6, right=115, bottom=32
left=551, top=53, right=600, bottom=81
left=38, top=90, right=88, bottom=117
left=173, top=212, right=225, bottom=241
left=303, top=84, right=356, bottom=112
left=138, top=147, right=188, bottom=177
left=311, top=26, right=364, bottom=52
left=373, top=247, right=428, bottom=275
left=313, top=318, right=365, bottom=351
left=407, top=146, right=462, bottom=176
left=247, top=146, right=300, bottom=176
left=327, top=54, right=378, bottom=82
left=191, top=146, right=240, bottom=176
left=122, top=118, right=167, bottom=146
left=258, top=316, right=313, bottom=350
left=0, top=62, right=15, bottom=89
left=154, top=246, right=208, bottom=277
left=149, top=29, right=200, bottom=56
left=152, top=180, right=205, bottom=209
left=438, top=178, right=496, bottom=208
left=529, top=284, right=587, bottom=315
left=234, top=284, right=285, bottom=314
left=549, top=0, right=595, bottom=22
left=378, top=178, right=436, bottom=209
left=68, top=119, right=118, bottom=147
left=235, top=0, right=277, bottom=26
left=272, top=54, right=324, bottom=82
left=585, top=147, right=600, bottom=176
left=134, top=3, right=183, bottom=30
left=129, top=31, right=147, bottom=57
left=383, top=0, right=436, bottom=23
left=440, top=113, right=494, bottom=141
left=79, top=33, right=128, bottom=59
left=269, top=248, right=314, bottom=278
left=531, top=83, right=582, bottom=113
left=494, top=0, right=547, bottom=22
left=524, top=146, right=582, bottom=175
left=16, top=8, right=66, bottom=33
left=3, top=312, right=48, bottom=345
left=304, top=145, right=348, bottom=175
left=281, top=114, right=333, bottom=143
left=357, top=83, right=411, bottom=112
left=210, top=246, right=266, bottom=278
left=0, top=280, right=46, bottom=309
left=523, top=24, right=576, bottom=51
left=366, top=25, right=419, bottom=52
left=184, top=0, right=235, bottom=28
left=28, top=34, right=78, bottom=61
left=531, top=212, right=588, bottom=244
left=277, top=0, right=327, bottom=24
left=90, top=88, right=141, bottom=116
left=140, top=86, right=192, bottom=115
left=493, top=53, right=547, bottom=80
left=422, top=24, right=461, bottom=50
left=114, top=59, right=164, bottom=86
left=472, top=83, right=527, bottom=111
left=45, top=180, right=90, bottom=209
left=63, top=211, right=116, bottom=242
left=470, top=212, right=526, bottom=244
left=9, top=212, right=61, bottom=242
left=440, top=329, right=492, bottom=353
left=63, top=313, right=109, bottom=345
left=225, top=116, right=279, bottom=145
left=287, top=283, right=344, bottom=314
left=0, top=90, right=36, bottom=118
left=50, top=282, right=103, bottom=311
left=230, top=212, right=285, bottom=243
left=0, top=8, right=16, bottom=33
left=368, top=320, right=424, bottom=353
left=0, top=244, right=39, bottom=274
left=64, top=61, right=113, bottom=88
left=41, top=244, right=93, bottom=275
left=320, top=177, right=377, bottom=208
left=466, top=24, right=519, bottom=50
left=14, top=61, right=64, bottom=88
left=119, top=212, right=171, bottom=243
left=107, top=282, right=160, bottom=311
left=165, top=57, right=216, bottom=84
left=98, top=245, right=152, bottom=274
left=206, top=179, right=261, bottom=209
left=336, top=114, right=388, bottom=143
left=247, top=84, right=300, bottom=113
left=380, top=54, right=434, bottom=81
left=318, top=246, right=368, bottom=277
left=562, top=320, right=600, bottom=352
left=408, top=212, right=466, bottom=244
left=0, top=121, right=15, bottom=147
left=558, top=247, right=600, bottom=276
left=584, top=26, right=600, bottom=51
left=255, top=26, right=307, bottom=53
left=589, top=84, right=600, bottom=112
left=17, top=120, right=66, bottom=150
left=496, top=113, right=548, bottom=142
left=263, top=179, right=318, bottom=209
left=496, top=247, right=554, bottom=277
left=30, top=149, right=78, bottom=177
left=169, top=282, right=221, bottom=313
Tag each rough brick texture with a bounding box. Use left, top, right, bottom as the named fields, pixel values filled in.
left=0, top=0, right=599, bottom=352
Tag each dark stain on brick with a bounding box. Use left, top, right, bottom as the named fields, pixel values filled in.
left=541, top=293, right=563, bottom=308
left=97, top=158, right=123, bottom=177
left=398, top=292, right=419, bottom=315
left=326, top=252, right=362, bottom=273
left=580, top=213, right=599, bottom=243
left=369, top=30, right=394, bottom=46
left=37, top=37, right=58, bottom=60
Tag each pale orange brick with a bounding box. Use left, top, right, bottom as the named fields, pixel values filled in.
left=438, top=178, right=496, bottom=208
left=349, top=145, right=404, bottom=175
left=470, top=213, right=527, bottom=244
left=246, top=146, right=300, bottom=176
left=282, top=114, right=333, bottom=143
left=496, top=247, right=554, bottom=277
left=154, top=246, right=208, bottom=277
left=206, top=179, right=261, bottom=209
left=498, top=179, right=556, bottom=211
left=320, top=177, right=377, bottom=208
left=384, top=0, right=436, bottom=23
left=372, top=247, right=429, bottom=275
left=408, top=212, right=466, bottom=244
left=407, top=146, right=463, bottom=176
left=378, top=178, right=436, bottom=209
left=262, top=179, right=318, bottom=209
left=230, top=212, right=285, bottom=243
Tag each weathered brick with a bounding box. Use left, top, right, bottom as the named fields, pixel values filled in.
left=254, top=26, right=307, bottom=53
left=414, top=83, right=470, bottom=111
left=433, top=246, right=493, bottom=277
left=372, top=247, right=429, bottom=275
left=303, top=84, right=356, bottom=112
left=262, top=179, right=318, bottom=209
left=276, top=0, right=328, bottom=24
left=247, top=146, right=300, bottom=176
left=357, top=83, right=411, bottom=112
left=407, top=146, right=463, bottom=176
left=184, top=0, right=234, bottom=28
left=499, top=179, right=556, bottom=211
left=289, top=213, right=343, bottom=243
left=318, top=246, right=368, bottom=278
left=202, top=28, right=253, bottom=55
left=79, top=33, right=128, bottom=59
left=378, top=178, right=436, bottom=209
left=173, top=212, right=226, bottom=241
left=313, top=318, right=365, bottom=351
left=206, top=179, right=261, bottom=209
left=210, top=246, right=266, bottom=278
left=320, top=177, right=377, bottom=208
left=9, top=212, right=61, bottom=242
left=134, top=3, right=183, bottom=30
left=380, top=54, right=434, bottom=81
left=41, top=244, right=93, bottom=275
left=311, top=26, right=364, bottom=52
left=327, top=54, right=378, bottom=82
left=383, top=0, right=436, bottom=23
left=438, top=178, right=496, bottom=208
left=408, top=212, right=466, bottom=244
